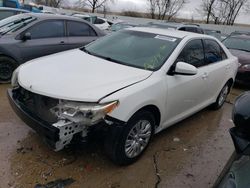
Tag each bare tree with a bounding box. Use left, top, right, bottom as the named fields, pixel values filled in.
left=147, top=0, right=187, bottom=20
left=200, top=0, right=217, bottom=23
left=76, top=0, right=114, bottom=13
left=147, top=0, right=157, bottom=19
left=200, top=0, right=248, bottom=25
left=33, top=0, right=64, bottom=7
left=165, top=0, right=186, bottom=20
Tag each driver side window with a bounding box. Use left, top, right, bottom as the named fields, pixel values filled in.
left=176, top=39, right=205, bottom=68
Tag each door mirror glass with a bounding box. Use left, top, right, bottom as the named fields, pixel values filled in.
left=22, top=32, right=31, bottom=41
left=174, top=62, right=198, bottom=75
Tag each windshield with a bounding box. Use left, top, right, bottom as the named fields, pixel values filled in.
left=84, top=30, right=181, bottom=71
left=223, top=37, right=250, bottom=52
left=0, top=14, right=36, bottom=35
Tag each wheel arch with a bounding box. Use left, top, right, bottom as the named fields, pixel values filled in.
left=132, top=105, right=161, bottom=129
left=227, top=78, right=234, bottom=91
left=0, top=53, right=18, bottom=63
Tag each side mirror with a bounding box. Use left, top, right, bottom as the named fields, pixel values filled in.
left=174, top=62, right=198, bottom=76
left=22, top=32, right=31, bottom=41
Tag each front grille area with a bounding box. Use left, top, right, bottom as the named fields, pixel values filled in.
left=14, top=87, right=59, bottom=123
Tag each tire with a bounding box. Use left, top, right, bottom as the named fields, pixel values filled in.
left=210, top=82, right=230, bottom=110
left=0, top=56, right=17, bottom=84
left=104, top=110, right=155, bottom=165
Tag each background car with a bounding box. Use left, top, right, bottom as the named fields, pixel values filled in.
left=144, top=22, right=205, bottom=34
left=204, top=28, right=228, bottom=41
left=0, top=13, right=105, bottom=83
left=0, top=7, right=28, bottom=20
left=230, top=31, right=250, bottom=36
left=223, top=34, right=250, bottom=84
left=72, top=14, right=110, bottom=30
left=109, top=22, right=137, bottom=32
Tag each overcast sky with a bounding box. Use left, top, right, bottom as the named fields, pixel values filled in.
left=106, top=0, right=248, bottom=24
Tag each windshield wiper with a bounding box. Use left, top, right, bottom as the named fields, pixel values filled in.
left=0, top=17, right=33, bottom=29
left=81, top=47, right=93, bottom=55
left=0, top=18, right=35, bottom=36
left=81, top=47, right=128, bottom=65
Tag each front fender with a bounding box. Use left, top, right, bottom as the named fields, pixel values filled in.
left=100, top=75, right=166, bottom=124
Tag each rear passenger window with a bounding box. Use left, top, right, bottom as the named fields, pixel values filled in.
left=204, top=39, right=227, bottom=64
left=67, top=21, right=96, bottom=37
left=176, top=39, right=205, bottom=67
left=28, top=21, right=64, bottom=39
left=94, top=18, right=105, bottom=24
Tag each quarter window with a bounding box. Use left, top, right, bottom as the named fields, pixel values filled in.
left=204, top=39, right=227, bottom=64
left=28, top=21, right=64, bottom=39
left=67, top=21, right=96, bottom=37
left=176, top=39, right=205, bottom=67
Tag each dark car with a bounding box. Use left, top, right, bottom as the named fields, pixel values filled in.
left=0, top=7, right=29, bottom=21
left=223, top=35, right=250, bottom=84
left=230, top=31, right=250, bottom=36
left=144, top=22, right=205, bottom=34
left=0, top=13, right=105, bottom=83
left=204, top=29, right=228, bottom=41
left=216, top=92, right=250, bottom=188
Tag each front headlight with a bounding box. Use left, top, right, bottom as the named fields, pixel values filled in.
left=51, top=100, right=119, bottom=125
left=242, top=64, right=250, bottom=70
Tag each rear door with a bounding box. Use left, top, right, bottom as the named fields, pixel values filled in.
left=18, top=20, right=68, bottom=62
left=203, top=39, right=230, bottom=100
left=66, top=21, right=98, bottom=49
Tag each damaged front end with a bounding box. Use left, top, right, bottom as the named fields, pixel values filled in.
left=8, top=87, right=119, bottom=151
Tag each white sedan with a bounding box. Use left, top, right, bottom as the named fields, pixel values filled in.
left=8, top=27, right=238, bottom=165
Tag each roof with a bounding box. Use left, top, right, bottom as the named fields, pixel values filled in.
left=0, top=7, right=29, bottom=12
left=127, top=27, right=207, bottom=39
left=228, top=34, right=250, bottom=40
left=22, top=13, right=86, bottom=22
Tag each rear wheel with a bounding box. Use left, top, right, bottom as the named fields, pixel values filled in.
left=211, top=82, right=230, bottom=110
left=105, top=110, right=155, bottom=165
left=0, top=56, right=17, bottom=83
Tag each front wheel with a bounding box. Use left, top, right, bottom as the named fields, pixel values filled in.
left=210, top=82, right=230, bottom=110
left=105, top=111, right=155, bottom=165
left=0, top=56, right=17, bottom=83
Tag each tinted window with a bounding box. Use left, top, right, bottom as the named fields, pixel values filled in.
left=179, top=27, right=197, bottom=33
left=67, top=21, right=96, bottom=37
left=28, top=21, right=64, bottom=39
left=197, top=28, right=204, bottom=34
left=185, top=27, right=197, bottom=33
left=204, top=39, right=227, bottom=64
left=95, top=18, right=105, bottom=24
left=176, top=39, right=205, bottom=67
left=0, top=10, right=15, bottom=20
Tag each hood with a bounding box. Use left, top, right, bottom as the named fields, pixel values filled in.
left=18, top=49, right=152, bottom=102
left=229, top=49, right=250, bottom=65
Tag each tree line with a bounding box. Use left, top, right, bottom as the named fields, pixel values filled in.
left=33, top=0, right=248, bottom=25
left=200, top=0, right=249, bottom=25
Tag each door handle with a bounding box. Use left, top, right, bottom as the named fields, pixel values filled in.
left=60, top=41, right=65, bottom=45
